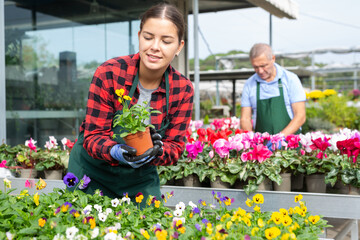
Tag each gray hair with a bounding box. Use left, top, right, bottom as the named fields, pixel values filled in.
left=249, top=43, right=273, bottom=60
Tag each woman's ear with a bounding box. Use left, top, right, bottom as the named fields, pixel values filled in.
left=176, top=40, right=185, bottom=56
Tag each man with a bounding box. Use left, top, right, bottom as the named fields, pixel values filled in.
left=240, top=43, right=306, bottom=136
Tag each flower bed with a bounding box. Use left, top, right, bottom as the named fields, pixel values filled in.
left=158, top=118, right=360, bottom=194
left=1, top=175, right=329, bottom=239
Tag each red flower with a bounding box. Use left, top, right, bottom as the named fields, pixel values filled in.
left=197, top=128, right=207, bottom=142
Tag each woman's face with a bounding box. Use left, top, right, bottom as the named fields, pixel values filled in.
left=138, top=18, right=184, bottom=73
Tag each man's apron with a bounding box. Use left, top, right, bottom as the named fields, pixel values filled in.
left=67, top=71, right=170, bottom=207
left=255, top=79, right=300, bottom=135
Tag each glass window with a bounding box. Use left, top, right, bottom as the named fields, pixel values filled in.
left=5, top=1, right=140, bottom=146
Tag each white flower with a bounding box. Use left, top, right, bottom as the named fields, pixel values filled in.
left=111, top=198, right=120, bottom=207
left=6, top=232, right=14, bottom=240
left=105, top=208, right=113, bottom=215
left=25, top=138, right=37, bottom=147
left=75, top=234, right=87, bottom=240
left=66, top=226, right=79, bottom=240
left=209, top=204, right=216, bottom=209
left=125, top=232, right=132, bottom=238
left=91, top=227, right=99, bottom=239
left=53, top=234, right=65, bottom=240
left=114, top=222, right=121, bottom=230
left=94, top=204, right=102, bottom=212
left=172, top=217, right=186, bottom=224
left=121, top=196, right=131, bottom=205
left=104, top=232, right=117, bottom=240
left=175, top=202, right=185, bottom=211
left=188, top=201, right=197, bottom=209
left=98, top=212, right=107, bottom=222
left=173, top=209, right=183, bottom=217
left=83, top=205, right=92, bottom=215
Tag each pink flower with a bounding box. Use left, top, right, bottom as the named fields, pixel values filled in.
left=25, top=179, right=35, bottom=188
left=186, top=141, right=204, bottom=160
left=249, top=144, right=273, bottom=163
left=210, top=119, right=225, bottom=130
left=213, top=139, right=230, bottom=158
left=286, top=134, right=301, bottom=149
left=241, top=151, right=252, bottom=162
left=209, top=150, right=214, bottom=159
left=228, top=135, right=244, bottom=152
left=25, top=138, right=37, bottom=152
left=0, top=160, right=7, bottom=168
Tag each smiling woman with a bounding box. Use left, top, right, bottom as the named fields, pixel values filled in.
left=66, top=3, right=194, bottom=208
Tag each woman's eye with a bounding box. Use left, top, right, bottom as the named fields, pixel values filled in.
left=163, top=40, right=171, bottom=44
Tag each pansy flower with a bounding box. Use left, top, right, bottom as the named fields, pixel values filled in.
left=63, top=172, right=79, bottom=188
left=78, top=174, right=91, bottom=190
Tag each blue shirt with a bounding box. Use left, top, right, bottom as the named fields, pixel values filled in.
left=241, top=63, right=306, bottom=127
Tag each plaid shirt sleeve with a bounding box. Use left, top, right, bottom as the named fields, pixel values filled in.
left=80, top=56, right=137, bottom=164
left=150, top=67, right=194, bottom=166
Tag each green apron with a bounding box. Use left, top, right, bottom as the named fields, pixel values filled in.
left=255, top=79, right=300, bottom=135
left=67, top=71, right=170, bottom=208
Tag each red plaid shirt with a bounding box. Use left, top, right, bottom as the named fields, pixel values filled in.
left=80, top=53, right=194, bottom=166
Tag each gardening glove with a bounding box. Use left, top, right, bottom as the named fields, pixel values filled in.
left=110, top=144, right=160, bottom=168
left=150, top=127, right=164, bottom=157
left=266, top=138, right=284, bottom=152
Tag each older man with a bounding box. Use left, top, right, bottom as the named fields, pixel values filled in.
left=240, top=43, right=306, bottom=136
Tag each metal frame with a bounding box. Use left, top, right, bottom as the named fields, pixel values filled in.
left=0, top=0, right=6, bottom=143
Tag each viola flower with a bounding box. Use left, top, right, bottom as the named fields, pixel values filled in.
left=294, top=194, right=303, bottom=203
left=78, top=175, right=91, bottom=190
left=38, top=218, right=46, bottom=227
left=175, top=202, right=186, bottom=211
left=155, top=229, right=168, bottom=240
left=94, top=204, right=102, bottom=212
left=63, top=172, right=79, bottom=188
left=246, top=198, right=253, bottom=207
left=111, top=198, right=120, bottom=207
left=66, top=226, right=79, bottom=239
left=154, top=200, right=161, bottom=208
left=253, top=194, right=264, bottom=204
left=135, top=192, right=144, bottom=203
left=91, top=227, right=99, bottom=238
left=213, top=138, right=230, bottom=158
left=308, top=215, right=320, bottom=224
left=265, top=226, right=281, bottom=239
left=3, top=178, right=11, bottom=189
left=98, top=212, right=107, bottom=222
left=61, top=202, right=72, bottom=212
left=140, top=229, right=150, bottom=240
left=195, top=223, right=202, bottom=231
left=33, top=192, right=39, bottom=206
left=36, top=178, right=47, bottom=190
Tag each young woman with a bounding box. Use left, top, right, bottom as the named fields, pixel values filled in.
left=67, top=3, right=194, bottom=206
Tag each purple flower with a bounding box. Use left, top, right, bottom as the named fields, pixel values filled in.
left=195, top=223, right=202, bottom=231
left=244, top=235, right=251, bottom=240
left=78, top=175, right=91, bottom=190
left=193, top=207, right=200, bottom=214
left=116, top=211, right=122, bottom=216
left=172, top=232, right=179, bottom=239
left=69, top=209, right=76, bottom=215
left=201, top=218, right=209, bottom=224
left=63, top=172, right=79, bottom=188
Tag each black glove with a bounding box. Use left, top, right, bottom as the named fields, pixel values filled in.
left=150, top=127, right=164, bottom=156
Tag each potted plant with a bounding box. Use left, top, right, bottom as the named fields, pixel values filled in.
left=112, top=88, right=161, bottom=155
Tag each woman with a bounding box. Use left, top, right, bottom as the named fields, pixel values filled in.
left=67, top=3, right=194, bottom=206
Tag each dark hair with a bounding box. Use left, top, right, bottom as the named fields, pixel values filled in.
left=140, top=3, right=185, bottom=44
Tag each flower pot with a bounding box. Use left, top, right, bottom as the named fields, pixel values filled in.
left=20, top=168, right=38, bottom=179
left=335, top=181, right=360, bottom=195
left=232, top=179, right=245, bottom=189
left=183, top=174, right=202, bottom=187
left=291, top=173, right=304, bottom=191
left=274, top=173, right=291, bottom=192
left=211, top=176, right=231, bottom=189
left=305, top=174, right=326, bottom=193
left=44, top=169, right=63, bottom=180
left=123, top=127, right=153, bottom=156
left=257, top=177, right=272, bottom=191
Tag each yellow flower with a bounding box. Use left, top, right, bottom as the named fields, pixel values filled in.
left=18, top=189, right=29, bottom=199
left=294, top=194, right=302, bottom=203
left=140, top=229, right=150, bottom=240
left=253, top=205, right=261, bottom=212
left=242, top=217, right=251, bottom=227
left=34, top=192, right=40, bottom=206
left=253, top=194, right=264, bottom=204
left=258, top=218, right=265, bottom=228
left=279, top=208, right=288, bottom=217
left=308, top=90, right=325, bottom=99
left=123, top=95, right=132, bottom=101
left=206, top=222, right=213, bottom=235
left=3, top=178, right=11, bottom=188
left=154, top=200, right=161, bottom=208
left=236, top=207, right=246, bottom=217
left=282, top=215, right=292, bottom=227
left=271, top=212, right=283, bottom=225
left=135, top=193, right=144, bottom=203
left=290, top=232, right=297, bottom=239
left=251, top=227, right=259, bottom=236
left=115, top=89, right=125, bottom=97
left=308, top=215, right=320, bottom=224
left=38, top=218, right=46, bottom=227
left=226, top=221, right=233, bottom=229
left=288, top=207, right=294, bottom=215
left=220, top=213, right=230, bottom=222
left=281, top=233, right=290, bottom=240
left=155, top=229, right=167, bottom=240
left=265, top=227, right=281, bottom=239
left=178, top=226, right=186, bottom=234
left=89, top=218, right=96, bottom=229
left=323, top=89, right=337, bottom=97
left=36, top=178, right=47, bottom=190
left=246, top=198, right=253, bottom=207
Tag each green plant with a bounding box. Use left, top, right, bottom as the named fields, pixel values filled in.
left=112, top=88, right=161, bottom=138
left=33, top=149, right=68, bottom=171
